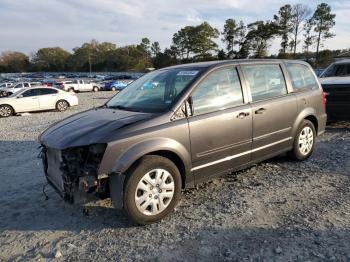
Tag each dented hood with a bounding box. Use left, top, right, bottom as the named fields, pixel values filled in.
left=39, top=108, right=153, bottom=149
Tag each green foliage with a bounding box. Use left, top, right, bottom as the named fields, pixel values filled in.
left=274, top=4, right=293, bottom=54
left=171, top=22, right=219, bottom=60
left=0, top=51, right=29, bottom=72
left=32, top=47, right=71, bottom=71
left=245, top=21, right=279, bottom=58
left=312, top=3, right=336, bottom=65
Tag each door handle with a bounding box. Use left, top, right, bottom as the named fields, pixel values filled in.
left=237, top=112, right=250, bottom=119
left=255, top=108, right=266, bottom=114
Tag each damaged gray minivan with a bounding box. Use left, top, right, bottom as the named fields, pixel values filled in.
left=39, top=60, right=327, bottom=224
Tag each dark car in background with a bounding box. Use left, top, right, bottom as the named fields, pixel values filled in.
left=39, top=59, right=326, bottom=224
left=319, top=60, right=350, bottom=120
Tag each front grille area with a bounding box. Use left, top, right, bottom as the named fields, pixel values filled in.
left=42, top=144, right=107, bottom=203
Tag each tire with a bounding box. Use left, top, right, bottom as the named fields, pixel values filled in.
left=56, top=100, right=69, bottom=112
left=123, top=155, right=182, bottom=225
left=290, top=119, right=316, bottom=161
left=0, top=104, right=14, bottom=117
left=68, top=87, right=74, bottom=92
left=93, top=86, right=99, bottom=92
left=111, top=87, right=116, bottom=91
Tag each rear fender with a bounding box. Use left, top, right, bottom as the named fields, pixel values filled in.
left=291, top=107, right=317, bottom=140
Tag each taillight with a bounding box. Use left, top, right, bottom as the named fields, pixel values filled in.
left=323, top=92, right=328, bottom=110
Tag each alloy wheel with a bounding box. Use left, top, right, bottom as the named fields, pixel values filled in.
left=298, top=126, right=314, bottom=155
left=57, top=101, right=68, bottom=111
left=0, top=106, right=12, bottom=117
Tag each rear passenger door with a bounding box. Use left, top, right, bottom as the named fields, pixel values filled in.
left=241, top=63, right=297, bottom=162
left=188, top=66, right=252, bottom=181
left=38, top=88, right=59, bottom=110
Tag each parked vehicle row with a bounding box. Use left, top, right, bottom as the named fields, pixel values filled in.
left=0, top=87, right=78, bottom=117
left=39, top=59, right=327, bottom=224
left=319, top=59, right=350, bottom=120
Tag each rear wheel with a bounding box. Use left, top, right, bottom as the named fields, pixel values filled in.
left=56, top=100, right=69, bottom=112
left=122, top=155, right=182, bottom=225
left=111, top=87, right=116, bottom=91
left=290, top=120, right=316, bottom=160
left=0, top=105, right=13, bottom=117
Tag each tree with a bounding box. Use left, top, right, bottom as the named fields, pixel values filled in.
left=217, top=49, right=226, bottom=60
left=234, top=21, right=249, bottom=58
left=246, top=21, right=279, bottom=58
left=191, top=22, right=219, bottom=59
left=172, top=26, right=195, bottom=59
left=222, top=19, right=238, bottom=58
left=274, top=4, right=293, bottom=55
left=172, top=22, right=219, bottom=61
left=303, top=19, right=315, bottom=54
left=312, top=3, right=336, bottom=66
left=290, top=4, right=311, bottom=57
left=32, top=47, right=71, bottom=71
left=151, top=42, right=161, bottom=57
left=0, top=51, right=29, bottom=72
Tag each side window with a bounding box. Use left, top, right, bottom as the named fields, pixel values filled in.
left=39, top=88, right=58, bottom=95
left=192, top=67, right=243, bottom=115
left=334, top=64, right=350, bottom=77
left=242, top=64, right=287, bottom=101
left=22, top=89, right=39, bottom=97
left=286, top=63, right=318, bottom=91
left=23, top=83, right=30, bottom=88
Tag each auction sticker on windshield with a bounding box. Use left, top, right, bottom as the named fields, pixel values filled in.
left=177, top=71, right=199, bottom=76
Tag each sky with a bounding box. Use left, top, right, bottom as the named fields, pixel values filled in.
left=0, top=0, right=349, bottom=56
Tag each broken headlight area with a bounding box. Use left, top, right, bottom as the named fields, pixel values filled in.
left=42, top=144, right=108, bottom=204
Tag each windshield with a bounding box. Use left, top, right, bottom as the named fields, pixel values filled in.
left=106, top=68, right=201, bottom=113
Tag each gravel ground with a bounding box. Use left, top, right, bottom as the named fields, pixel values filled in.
left=0, top=92, right=349, bottom=261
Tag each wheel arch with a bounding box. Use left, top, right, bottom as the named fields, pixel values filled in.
left=292, top=108, right=319, bottom=139
left=0, top=103, right=15, bottom=114
left=106, top=138, right=193, bottom=189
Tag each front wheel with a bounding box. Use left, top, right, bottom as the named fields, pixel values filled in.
left=122, top=155, right=182, bottom=225
left=111, top=87, right=116, bottom=91
left=93, top=86, right=99, bottom=92
left=290, top=120, right=316, bottom=160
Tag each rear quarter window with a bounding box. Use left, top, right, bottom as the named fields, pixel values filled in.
left=286, top=63, right=318, bottom=91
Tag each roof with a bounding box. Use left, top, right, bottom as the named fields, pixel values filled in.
left=163, top=59, right=308, bottom=70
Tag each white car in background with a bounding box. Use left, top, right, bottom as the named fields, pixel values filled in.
left=63, top=79, right=100, bottom=92
left=0, top=87, right=78, bottom=117
left=0, top=82, right=14, bottom=89
left=0, top=82, right=41, bottom=96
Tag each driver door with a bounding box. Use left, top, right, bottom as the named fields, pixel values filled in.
left=187, top=66, right=252, bottom=182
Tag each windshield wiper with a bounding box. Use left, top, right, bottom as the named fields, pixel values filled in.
left=107, top=105, right=143, bottom=112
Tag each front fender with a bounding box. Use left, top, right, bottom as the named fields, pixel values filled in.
left=115, top=138, right=191, bottom=174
